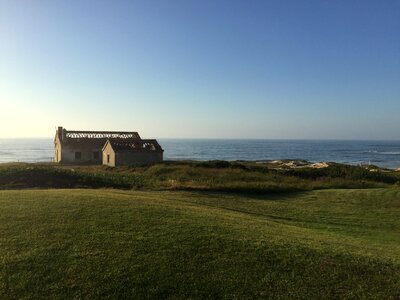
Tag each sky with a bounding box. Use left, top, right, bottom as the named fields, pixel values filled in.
left=0, top=0, right=399, bottom=139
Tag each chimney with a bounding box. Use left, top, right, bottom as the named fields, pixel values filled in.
left=57, top=126, right=63, bottom=141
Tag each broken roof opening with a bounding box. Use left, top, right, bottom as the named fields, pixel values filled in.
left=103, top=139, right=163, bottom=152
left=65, top=130, right=141, bottom=139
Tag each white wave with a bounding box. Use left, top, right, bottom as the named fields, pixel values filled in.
left=378, top=151, right=400, bottom=155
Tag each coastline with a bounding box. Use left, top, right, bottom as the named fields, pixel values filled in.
left=1, top=138, right=400, bottom=169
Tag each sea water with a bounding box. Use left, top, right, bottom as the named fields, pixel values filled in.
left=1, top=138, right=400, bottom=169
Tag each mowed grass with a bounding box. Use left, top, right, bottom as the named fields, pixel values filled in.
left=0, top=188, right=399, bottom=299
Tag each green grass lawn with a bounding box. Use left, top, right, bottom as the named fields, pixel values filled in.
left=1, top=188, right=399, bottom=298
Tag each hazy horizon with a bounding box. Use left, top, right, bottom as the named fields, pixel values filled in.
left=1, top=1, right=399, bottom=139
left=2, top=136, right=400, bottom=142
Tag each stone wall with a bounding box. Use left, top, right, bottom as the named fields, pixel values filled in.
left=115, top=151, right=163, bottom=166
left=60, top=144, right=102, bottom=165
left=102, top=143, right=116, bottom=167
left=54, top=137, right=62, bottom=163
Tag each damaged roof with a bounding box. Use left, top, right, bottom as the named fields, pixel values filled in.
left=64, top=130, right=141, bottom=139
left=104, top=139, right=163, bottom=152
left=56, top=127, right=163, bottom=151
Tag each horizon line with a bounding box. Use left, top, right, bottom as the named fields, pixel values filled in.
left=1, top=137, right=400, bottom=142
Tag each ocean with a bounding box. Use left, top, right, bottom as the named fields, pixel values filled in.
left=1, top=138, right=400, bottom=169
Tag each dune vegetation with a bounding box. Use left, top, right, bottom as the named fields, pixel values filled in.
left=0, top=162, right=399, bottom=298
left=0, top=161, right=399, bottom=192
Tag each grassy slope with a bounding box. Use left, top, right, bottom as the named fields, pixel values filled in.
left=0, top=188, right=399, bottom=299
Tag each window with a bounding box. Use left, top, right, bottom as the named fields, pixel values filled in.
left=107, top=154, right=110, bottom=163
left=93, top=151, right=100, bottom=160
left=75, top=152, right=81, bottom=160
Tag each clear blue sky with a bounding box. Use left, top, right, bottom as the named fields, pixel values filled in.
left=0, top=0, right=399, bottom=139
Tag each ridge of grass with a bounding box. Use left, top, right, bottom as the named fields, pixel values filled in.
left=1, top=161, right=399, bottom=193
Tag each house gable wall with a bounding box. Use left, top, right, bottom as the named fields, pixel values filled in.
left=54, top=135, right=62, bottom=163
left=102, top=142, right=116, bottom=167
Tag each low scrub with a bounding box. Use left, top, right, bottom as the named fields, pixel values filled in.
left=285, top=163, right=399, bottom=184
left=0, top=164, right=145, bottom=190
left=0, top=161, right=398, bottom=193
